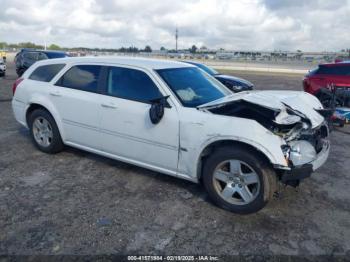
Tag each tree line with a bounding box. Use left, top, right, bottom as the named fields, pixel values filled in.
left=0, top=42, right=210, bottom=54
left=0, top=42, right=154, bottom=53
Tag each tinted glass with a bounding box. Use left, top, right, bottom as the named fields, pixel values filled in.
left=29, top=64, right=65, bottom=82
left=57, top=65, right=101, bottom=93
left=184, top=62, right=218, bottom=75
left=156, top=67, right=229, bottom=107
left=196, top=63, right=218, bottom=75
left=317, top=65, right=350, bottom=76
left=308, top=68, right=318, bottom=76
left=45, top=52, right=67, bottom=59
left=37, top=52, right=48, bottom=60
left=107, top=67, right=162, bottom=102
left=23, top=52, right=38, bottom=60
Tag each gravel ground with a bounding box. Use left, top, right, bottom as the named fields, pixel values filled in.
left=0, top=58, right=349, bottom=259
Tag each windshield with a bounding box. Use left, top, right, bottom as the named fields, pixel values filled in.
left=156, top=67, right=230, bottom=107
left=195, top=63, right=219, bottom=75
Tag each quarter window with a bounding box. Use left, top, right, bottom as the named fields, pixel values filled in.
left=56, top=65, right=102, bottom=93
left=107, top=67, right=162, bottom=102
left=29, top=64, right=65, bottom=82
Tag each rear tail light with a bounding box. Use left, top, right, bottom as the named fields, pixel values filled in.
left=12, top=78, right=24, bottom=95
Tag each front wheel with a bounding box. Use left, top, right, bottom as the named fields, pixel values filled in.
left=202, top=146, right=277, bottom=214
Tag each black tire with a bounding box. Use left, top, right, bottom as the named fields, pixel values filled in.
left=202, top=146, right=277, bottom=214
left=28, top=109, right=64, bottom=154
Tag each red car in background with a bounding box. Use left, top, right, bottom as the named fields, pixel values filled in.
left=303, top=62, right=350, bottom=125
left=303, top=62, right=350, bottom=96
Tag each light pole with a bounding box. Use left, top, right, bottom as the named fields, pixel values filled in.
left=175, top=27, right=178, bottom=52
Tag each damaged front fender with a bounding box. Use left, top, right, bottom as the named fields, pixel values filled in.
left=176, top=108, right=290, bottom=181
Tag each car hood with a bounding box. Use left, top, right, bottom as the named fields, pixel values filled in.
left=198, top=90, right=324, bottom=128
left=215, top=74, right=253, bottom=86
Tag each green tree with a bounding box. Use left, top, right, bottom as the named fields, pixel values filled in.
left=160, top=46, right=166, bottom=51
left=0, top=42, right=8, bottom=49
left=16, top=42, right=44, bottom=49
left=190, top=45, right=198, bottom=54
left=48, top=44, right=61, bottom=50
left=144, top=45, right=152, bottom=52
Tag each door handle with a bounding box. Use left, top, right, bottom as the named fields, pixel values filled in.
left=101, top=103, right=117, bottom=109
left=49, top=91, right=62, bottom=97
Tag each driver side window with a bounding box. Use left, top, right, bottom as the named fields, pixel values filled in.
left=107, top=67, right=162, bottom=103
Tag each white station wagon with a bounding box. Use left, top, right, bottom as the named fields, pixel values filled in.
left=12, top=57, right=330, bottom=214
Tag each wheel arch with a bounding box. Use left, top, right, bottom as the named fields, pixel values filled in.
left=196, top=139, right=278, bottom=181
left=25, top=101, right=66, bottom=141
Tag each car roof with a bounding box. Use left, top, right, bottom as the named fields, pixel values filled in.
left=182, top=61, right=201, bottom=66
left=20, top=49, right=66, bottom=54
left=34, top=56, right=196, bottom=70
left=320, top=62, right=350, bottom=67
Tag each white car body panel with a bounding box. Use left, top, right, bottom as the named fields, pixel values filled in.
left=99, top=96, right=180, bottom=172
left=199, top=90, right=324, bottom=128
left=177, top=107, right=287, bottom=179
left=12, top=57, right=329, bottom=184
left=49, top=85, right=102, bottom=149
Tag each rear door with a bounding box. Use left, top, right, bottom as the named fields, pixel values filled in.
left=23, top=52, right=39, bottom=69
left=51, top=64, right=104, bottom=149
left=332, top=65, right=350, bottom=88
left=99, top=66, right=180, bottom=173
left=313, top=65, right=350, bottom=89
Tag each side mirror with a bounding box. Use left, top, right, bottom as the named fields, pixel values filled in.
left=149, top=96, right=169, bottom=124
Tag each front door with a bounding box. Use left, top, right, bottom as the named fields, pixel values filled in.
left=99, top=66, right=179, bottom=173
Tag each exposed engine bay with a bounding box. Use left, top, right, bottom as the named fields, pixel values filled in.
left=201, top=98, right=329, bottom=170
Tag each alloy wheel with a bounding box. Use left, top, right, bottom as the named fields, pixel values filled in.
left=213, top=159, right=261, bottom=205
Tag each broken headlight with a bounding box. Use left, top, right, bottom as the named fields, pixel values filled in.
left=284, top=140, right=317, bottom=166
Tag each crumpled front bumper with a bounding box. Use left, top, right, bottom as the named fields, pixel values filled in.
left=281, top=139, right=330, bottom=184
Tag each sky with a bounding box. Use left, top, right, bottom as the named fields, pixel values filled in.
left=0, top=0, right=349, bottom=51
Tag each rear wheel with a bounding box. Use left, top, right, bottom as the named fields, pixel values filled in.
left=29, top=109, right=64, bottom=153
left=202, top=146, right=277, bottom=214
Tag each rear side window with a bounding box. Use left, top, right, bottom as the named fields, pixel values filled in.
left=317, top=65, right=350, bottom=76
left=37, top=52, right=48, bottom=60
left=29, top=64, right=65, bottom=82
left=107, top=67, right=162, bottom=102
left=45, top=52, right=67, bottom=59
left=23, top=52, right=38, bottom=61
left=56, top=65, right=102, bottom=93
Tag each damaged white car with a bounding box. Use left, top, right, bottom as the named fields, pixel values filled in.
left=12, top=57, right=330, bottom=214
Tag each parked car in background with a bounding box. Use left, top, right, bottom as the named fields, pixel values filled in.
left=303, top=62, right=350, bottom=96
left=14, top=49, right=68, bottom=77
left=182, top=61, right=254, bottom=92
left=12, top=57, right=329, bottom=214
left=0, top=50, right=7, bottom=62
left=303, top=62, right=350, bottom=110
left=0, top=60, right=6, bottom=76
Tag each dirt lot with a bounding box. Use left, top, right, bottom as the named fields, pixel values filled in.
left=0, top=59, right=349, bottom=258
